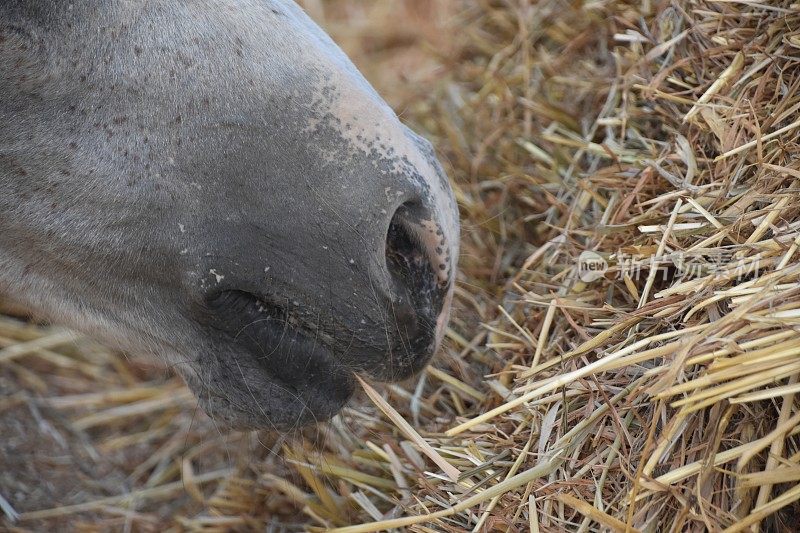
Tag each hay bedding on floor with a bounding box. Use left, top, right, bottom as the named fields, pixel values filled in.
left=4, top=0, right=800, bottom=531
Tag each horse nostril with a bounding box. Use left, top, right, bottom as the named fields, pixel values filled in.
left=383, top=202, right=451, bottom=377
left=385, top=202, right=451, bottom=297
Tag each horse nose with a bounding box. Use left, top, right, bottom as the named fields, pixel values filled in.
left=384, top=201, right=453, bottom=305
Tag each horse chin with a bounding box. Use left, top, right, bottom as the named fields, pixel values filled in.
left=193, top=377, right=355, bottom=431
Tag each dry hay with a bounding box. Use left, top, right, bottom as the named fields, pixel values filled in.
left=4, top=0, right=800, bottom=531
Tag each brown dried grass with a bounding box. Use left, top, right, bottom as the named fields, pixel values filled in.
left=4, top=0, right=800, bottom=531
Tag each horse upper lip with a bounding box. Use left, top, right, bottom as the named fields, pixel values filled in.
left=202, top=288, right=438, bottom=380
left=205, top=289, right=329, bottom=344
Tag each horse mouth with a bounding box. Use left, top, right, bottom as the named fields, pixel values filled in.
left=197, top=255, right=446, bottom=428
left=202, top=290, right=356, bottom=427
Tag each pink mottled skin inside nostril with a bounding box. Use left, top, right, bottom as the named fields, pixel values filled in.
left=434, top=288, right=454, bottom=352
left=421, top=220, right=452, bottom=287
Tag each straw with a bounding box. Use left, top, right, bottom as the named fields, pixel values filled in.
left=6, top=0, right=800, bottom=530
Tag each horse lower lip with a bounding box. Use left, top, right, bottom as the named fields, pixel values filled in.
left=241, top=317, right=356, bottom=422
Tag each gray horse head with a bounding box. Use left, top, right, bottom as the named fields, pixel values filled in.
left=0, top=0, right=459, bottom=429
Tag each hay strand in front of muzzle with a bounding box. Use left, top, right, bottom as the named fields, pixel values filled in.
left=355, top=374, right=459, bottom=482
